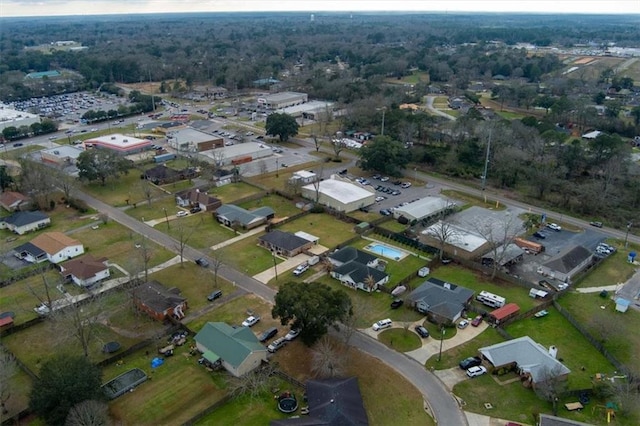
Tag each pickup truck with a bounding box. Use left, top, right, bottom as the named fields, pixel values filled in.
left=293, top=263, right=309, bottom=276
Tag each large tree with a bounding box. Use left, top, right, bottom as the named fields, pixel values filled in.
left=29, top=355, right=103, bottom=425
left=265, top=113, right=299, bottom=142
left=272, top=281, right=352, bottom=346
left=76, top=150, right=130, bottom=186
left=358, top=135, right=409, bottom=176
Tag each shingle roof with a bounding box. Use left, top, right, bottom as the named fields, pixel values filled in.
left=333, top=261, right=387, bottom=285
left=13, top=242, right=45, bottom=258
left=329, top=247, right=376, bottom=265
left=60, top=254, right=108, bottom=280
left=407, top=278, right=474, bottom=321
left=2, top=210, right=49, bottom=227
left=259, top=230, right=310, bottom=252
left=195, top=322, right=266, bottom=368
left=31, top=232, right=81, bottom=255
left=490, top=303, right=520, bottom=321
left=217, top=204, right=274, bottom=227
left=479, top=336, right=571, bottom=383
left=543, top=245, right=592, bottom=274
left=132, top=281, right=186, bottom=314
left=0, top=191, right=29, bottom=209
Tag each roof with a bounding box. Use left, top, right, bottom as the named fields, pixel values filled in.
left=394, top=196, right=450, bottom=219
left=1, top=210, right=49, bottom=227
left=292, top=170, right=317, bottom=179
left=333, top=261, right=388, bottom=285
left=167, top=127, right=219, bottom=143
left=294, top=231, right=319, bottom=243
left=421, top=221, right=488, bottom=253
left=538, top=413, right=594, bottom=426
left=271, top=377, right=368, bottom=426
left=13, top=242, right=45, bottom=258
left=615, top=298, right=631, bottom=307
left=479, top=336, right=571, bottom=383
left=145, top=165, right=181, bottom=180
left=195, top=322, right=266, bottom=368
left=0, top=191, right=29, bottom=208
left=175, top=189, right=221, bottom=206
left=31, top=232, right=81, bottom=255
left=60, top=254, right=108, bottom=280
left=131, top=281, right=186, bottom=314
left=408, top=278, right=474, bottom=311
left=329, top=247, right=376, bottom=265
left=582, top=130, right=603, bottom=139
left=302, top=177, right=374, bottom=205
left=259, top=230, right=310, bottom=252
left=263, top=91, right=307, bottom=103
left=489, top=303, right=520, bottom=321
left=482, top=243, right=525, bottom=265
left=85, top=133, right=150, bottom=151
left=543, top=245, right=592, bottom=274
left=216, top=204, right=274, bottom=227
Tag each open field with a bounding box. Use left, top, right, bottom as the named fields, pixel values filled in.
left=81, top=166, right=167, bottom=207
left=574, top=241, right=639, bottom=288
left=124, top=196, right=184, bottom=221
left=162, top=213, right=237, bottom=249
left=238, top=193, right=301, bottom=219
left=219, top=231, right=285, bottom=277
left=207, top=181, right=264, bottom=204
left=276, top=212, right=357, bottom=249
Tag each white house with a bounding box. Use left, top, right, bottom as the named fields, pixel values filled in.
left=59, top=254, right=110, bottom=287
left=0, top=211, right=50, bottom=235
left=28, top=232, right=84, bottom=263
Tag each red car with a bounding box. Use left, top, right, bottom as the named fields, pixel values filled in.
left=471, top=315, right=483, bottom=327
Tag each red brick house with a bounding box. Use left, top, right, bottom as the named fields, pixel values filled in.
left=131, top=281, right=187, bottom=321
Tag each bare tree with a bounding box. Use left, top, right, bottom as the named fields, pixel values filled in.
left=425, top=220, right=461, bottom=260
left=227, top=364, right=277, bottom=399
left=210, top=249, right=225, bottom=287
left=64, top=400, right=111, bottom=426
left=604, top=375, right=640, bottom=418
left=310, top=165, right=325, bottom=203
left=332, top=139, right=346, bottom=160
left=18, top=159, right=57, bottom=210
left=311, top=336, right=347, bottom=378
left=0, top=348, right=18, bottom=415
left=212, top=149, right=226, bottom=168
left=258, top=160, right=268, bottom=175
left=173, top=222, right=194, bottom=265
left=311, top=134, right=322, bottom=152
left=338, top=297, right=365, bottom=346
left=54, top=294, right=105, bottom=357
left=534, top=365, right=569, bottom=416
left=55, top=166, right=77, bottom=203
left=471, top=211, right=524, bottom=278
left=138, top=180, right=154, bottom=206
left=135, top=236, right=154, bottom=283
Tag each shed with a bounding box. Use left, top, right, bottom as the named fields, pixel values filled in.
left=488, top=303, right=520, bottom=325
left=615, top=298, right=631, bottom=313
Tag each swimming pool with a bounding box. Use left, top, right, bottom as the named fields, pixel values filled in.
left=366, top=243, right=407, bottom=260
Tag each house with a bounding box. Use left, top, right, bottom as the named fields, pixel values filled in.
left=258, top=230, right=315, bottom=257
left=175, top=189, right=222, bottom=212
left=0, top=210, right=50, bottom=235
left=488, top=303, right=520, bottom=325
left=59, top=254, right=110, bottom=288
left=0, top=191, right=30, bottom=211
left=328, top=246, right=378, bottom=268
left=582, top=130, right=603, bottom=140
left=479, top=336, right=571, bottom=387
left=331, top=261, right=389, bottom=293
left=270, top=377, right=369, bottom=426
left=288, top=170, right=318, bottom=186
left=216, top=204, right=275, bottom=229
left=194, top=322, right=267, bottom=377
left=406, top=277, right=474, bottom=325
left=131, top=281, right=187, bottom=321
left=14, top=232, right=84, bottom=264
left=301, top=175, right=375, bottom=213
left=538, top=245, right=593, bottom=284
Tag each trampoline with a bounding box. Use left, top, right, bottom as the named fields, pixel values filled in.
left=102, top=341, right=121, bottom=353
left=277, top=392, right=298, bottom=413
left=102, top=368, right=148, bottom=399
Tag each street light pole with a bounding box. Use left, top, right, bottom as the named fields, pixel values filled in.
left=624, top=221, right=633, bottom=248
left=275, top=158, right=279, bottom=178
left=438, top=326, right=445, bottom=362
left=162, top=208, right=170, bottom=230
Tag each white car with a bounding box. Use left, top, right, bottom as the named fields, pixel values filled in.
left=466, top=366, right=487, bottom=378
left=458, top=319, right=470, bottom=329
left=176, top=211, right=188, bottom=217
left=293, top=263, right=309, bottom=276
left=401, top=182, right=412, bottom=188
left=546, top=223, right=562, bottom=231
left=284, top=328, right=301, bottom=341
left=242, top=315, right=260, bottom=327
left=372, top=318, right=392, bottom=331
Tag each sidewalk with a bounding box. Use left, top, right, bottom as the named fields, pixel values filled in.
left=210, top=225, right=267, bottom=251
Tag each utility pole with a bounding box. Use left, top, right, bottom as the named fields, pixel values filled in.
left=625, top=221, right=633, bottom=248
left=481, top=128, right=492, bottom=194
left=438, top=326, right=445, bottom=362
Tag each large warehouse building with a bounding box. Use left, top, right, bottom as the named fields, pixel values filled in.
left=258, top=92, right=308, bottom=109
left=393, top=196, right=453, bottom=222
left=167, top=128, right=223, bottom=152
left=83, top=134, right=151, bottom=155
left=0, top=104, right=40, bottom=131
left=301, top=175, right=375, bottom=213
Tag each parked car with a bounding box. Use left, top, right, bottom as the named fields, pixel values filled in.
left=338, top=169, right=348, bottom=175
left=390, top=299, right=404, bottom=309
left=176, top=211, right=188, bottom=217
left=590, top=221, right=603, bottom=228
left=459, top=356, right=482, bottom=370
left=267, top=337, right=287, bottom=353
left=190, top=206, right=202, bottom=213
left=401, top=182, right=412, bottom=189
left=258, top=327, right=278, bottom=343
left=12, top=143, right=23, bottom=147
left=457, top=319, right=469, bottom=329
left=533, top=231, right=546, bottom=239
left=471, top=315, right=483, bottom=327
left=207, top=290, right=222, bottom=301
left=284, top=328, right=300, bottom=341
left=372, top=174, right=381, bottom=180
left=380, top=176, right=390, bottom=182
left=466, top=366, right=487, bottom=378
left=242, top=315, right=260, bottom=327
left=195, top=258, right=209, bottom=267
left=546, top=223, right=562, bottom=231
left=379, top=209, right=391, bottom=216
left=293, top=263, right=309, bottom=276
left=414, top=325, right=430, bottom=338
left=372, top=318, right=392, bottom=331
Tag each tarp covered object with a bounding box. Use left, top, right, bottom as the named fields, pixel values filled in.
left=151, top=357, right=164, bottom=368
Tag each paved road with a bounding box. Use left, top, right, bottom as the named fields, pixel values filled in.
left=425, top=95, right=456, bottom=121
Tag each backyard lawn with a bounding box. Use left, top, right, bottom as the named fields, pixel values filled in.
left=162, top=213, right=237, bottom=249
left=81, top=166, right=167, bottom=207
left=238, top=193, right=301, bottom=219
left=207, top=182, right=264, bottom=204
left=574, top=242, right=639, bottom=288
left=276, top=212, right=357, bottom=249
left=220, top=232, right=285, bottom=277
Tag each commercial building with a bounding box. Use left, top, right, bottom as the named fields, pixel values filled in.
left=166, top=128, right=223, bottom=152
left=40, top=145, right=84, bottom=166
left=0, top=104, right=40, bottom=131
left=301, top=175, right=375, bottom=213
left=258, top=92, right=308, bottom=109
left=420, top=221, right=490, bottom=259
left=201, top=142, right=272, bottom=166
left=393, top=196, right=453, bottom=222
left=83, top=134, right=151, bottom=155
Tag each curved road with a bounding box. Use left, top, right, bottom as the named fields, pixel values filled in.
left=72, top=189, right=465, bottom=425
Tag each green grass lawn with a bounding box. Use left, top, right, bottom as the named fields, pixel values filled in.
left=504, top=306, right=616, bottom=389
left=440, top=189, right=507, bottom=210
left=557, top=292, right=640, bottom=376
left=378, top=219, right=408, bottom=233
left=162, top=214, right=237, bottom=249
left=276, top=212, right=357, bottom=249
left=574, top=241, right=638, bottom=288
left=378, top=328, right=422, bottom=352
left=238, top=193, right=302, bottom=219
left=430, top=264, right=540, bottom=312
left=81, top=166, right=167, bottom=207
left=220, top=232, right=285, bottom=277
left=1, top=368, right=33, bottom=421
left=124, top=195, right=180, bottom=221
left=425, top=327, right=505, bottom=370
left=207, top=182, right=264, bottom=204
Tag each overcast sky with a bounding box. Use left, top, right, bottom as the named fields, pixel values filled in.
left=1, top=1, right=639, bottom=18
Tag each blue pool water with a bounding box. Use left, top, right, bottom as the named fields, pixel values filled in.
left=367, top=244, right=404, bottom=260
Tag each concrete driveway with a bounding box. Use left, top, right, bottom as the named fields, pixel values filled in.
left=405, top=322, right=489, bottom=364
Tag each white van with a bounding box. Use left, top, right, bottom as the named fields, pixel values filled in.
left=372, top=318, right=392, bottom=331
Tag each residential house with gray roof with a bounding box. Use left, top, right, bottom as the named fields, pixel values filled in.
left=131, top=281, right=187, bottom=321
left=538, top=245, right=593, bottom=284
left=327, top=247, right=386, bottom=293
left=407, top=277, right=474, bottom=325
left=258, top=230, right=315, bottom=257
left=0, top=210, right=50, bottom=235
left=216, top=204, right=274, bottom=229
left=195, top=322, right=267, bottom=377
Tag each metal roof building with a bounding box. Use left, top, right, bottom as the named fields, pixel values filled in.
left=301, top=175, right=375, bottom=213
